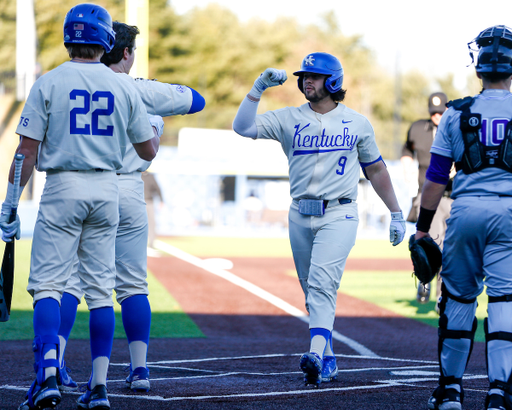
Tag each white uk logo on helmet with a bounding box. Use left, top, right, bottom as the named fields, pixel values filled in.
left=432, top=96, right=442, bottom=106
left=304, top=55, right=315, bottom=66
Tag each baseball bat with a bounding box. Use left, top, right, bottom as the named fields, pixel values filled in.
left=0, top=153, right=25, bottom=322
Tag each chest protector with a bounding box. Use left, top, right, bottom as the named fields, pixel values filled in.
left=450, top=96, right=512, bottom=174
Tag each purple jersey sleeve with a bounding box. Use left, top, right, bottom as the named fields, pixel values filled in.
left=425, top=153, right=452, bottom=185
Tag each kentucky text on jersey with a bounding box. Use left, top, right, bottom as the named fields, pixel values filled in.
left=292, top=123, right=358, bottom=156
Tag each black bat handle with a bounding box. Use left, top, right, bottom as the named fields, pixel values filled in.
left=8, top=209, right=16, bottom=224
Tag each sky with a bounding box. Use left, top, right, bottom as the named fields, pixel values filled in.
left=169, top=0, right=512, bottom=92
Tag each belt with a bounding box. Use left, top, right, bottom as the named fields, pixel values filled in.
left=70, top=168, right=104, bottom=172
left=116, top=172, right=141, bottom=176
left=293, top=198, right=352, bottom=206
left=324, top=198, right=352, bottom=207
left=489, top=295, right=512, bottom=303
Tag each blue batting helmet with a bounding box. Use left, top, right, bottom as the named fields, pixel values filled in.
left=468, top=25, right=512, bottom=75
left=293, top=52, right=344, bottom=93
left=63, top=3, right=116, bottom=53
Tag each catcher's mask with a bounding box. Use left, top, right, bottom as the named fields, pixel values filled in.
left=468, top=25, right=512, bottom=75
left=63, top=3, right=116, bottom=53
left=293, top=52, right=344, bottom=94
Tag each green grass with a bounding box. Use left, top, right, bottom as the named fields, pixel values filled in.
left=0, top=239, right=204, bottom=340
left=339, top=270, right=488, bottom=342
left=160, top=236, right=295, bottom=258
left=159, top=236, right=411, bottom=259
left=1, top=237, right=489, bottom=342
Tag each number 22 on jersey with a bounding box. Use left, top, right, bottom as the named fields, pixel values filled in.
left=70, top=89, right=115, bottom=136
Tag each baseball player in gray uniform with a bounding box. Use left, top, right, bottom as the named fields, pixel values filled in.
left=233, top=52, right=406, bottom=387
left=414, top=25, right=512, bottom=410
left=55, top=21, right=206, bottom=394
left=0, top=4, right=161, bottom=410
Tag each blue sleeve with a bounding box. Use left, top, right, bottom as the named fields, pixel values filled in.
left=188, top=88, right=205, bottom=114
left=425, top=153, right=452, bottom=185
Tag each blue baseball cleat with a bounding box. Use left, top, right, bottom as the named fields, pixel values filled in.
left=126, top=366, right=150, bottom=392
left=57, top=361, right=78, bottom=392
left=321, top=355, right=338, bottom=382
left=77, top=383, right=110, bottom=410
left=299, top=352, right=323, bottom=387
left=18, top=376, right=61, bottom=410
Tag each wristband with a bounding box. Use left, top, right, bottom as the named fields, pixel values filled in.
left=416, top=207, right=436, bottom=233
left=248, top=85, right=263, bottom=100
left=391, top=211, right=404, bottom=220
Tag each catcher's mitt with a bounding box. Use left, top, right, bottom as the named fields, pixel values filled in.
left=409, top=234, right=442, bottom=284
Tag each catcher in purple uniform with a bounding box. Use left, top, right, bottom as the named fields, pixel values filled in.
left=415, top=25, right=512, bottom=410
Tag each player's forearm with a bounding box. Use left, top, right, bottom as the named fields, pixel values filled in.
left=415, top=179, right=446, bottom=235
left=419, top=179, right=446, bottom=211
left=133, top=137, right=158, bottom=162
left=233, top=68, right=287, bottom=138
left=232, top=96, right=258, bottom=138
left=11, top=136, right=39, bottom=186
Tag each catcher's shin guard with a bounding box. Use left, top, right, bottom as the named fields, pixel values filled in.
left=485, top=294, right=512, bottom=409
left=437, top=285, right=477, bottom=385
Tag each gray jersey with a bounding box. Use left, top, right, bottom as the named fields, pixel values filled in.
left=254, top=103, right=381, bottom=200
left=15, top=61, right=154, bottom=171
left=116, top=74, right=193, bottom=173
left=431, top=89, right=512, bottom=198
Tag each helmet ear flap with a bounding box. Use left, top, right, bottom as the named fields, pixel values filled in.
left=325, top=76, right=342, bottom=94
left=297, top=74, right=304, bottom=94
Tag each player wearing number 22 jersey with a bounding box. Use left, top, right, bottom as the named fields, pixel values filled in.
left=233, top=52, right=405, bottom=387
left=10, top=4, right=159, bottom=410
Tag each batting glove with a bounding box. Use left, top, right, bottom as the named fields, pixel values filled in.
left=250, top=68, right=287, bottom=99
left=0, top=202, right=20, bottom=242
left=148, top=114, right=164, bottom=138
left=389, top=211, right=406, bottom=246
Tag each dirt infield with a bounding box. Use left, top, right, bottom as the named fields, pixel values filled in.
left=0, top=253, right=489, bottom=410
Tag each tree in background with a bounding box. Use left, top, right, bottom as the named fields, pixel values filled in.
left=0, top=0, right=465, bottom=159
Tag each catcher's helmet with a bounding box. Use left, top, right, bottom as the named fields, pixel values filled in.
left=293, top=52, right=344, bottom=94
left=63, top=3, right=115, bottom=53
left=468, top=25, right=512, bottom=75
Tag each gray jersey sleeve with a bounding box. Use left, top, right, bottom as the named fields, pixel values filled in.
left=131, top=76, right=193, bottom=116
left=115, top=75, right=195, bottom=174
